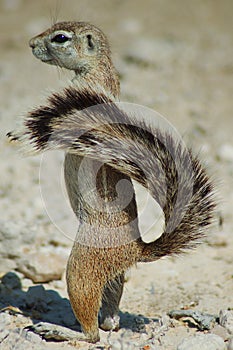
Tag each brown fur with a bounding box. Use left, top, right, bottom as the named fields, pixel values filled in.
left=7, top=22, right=215, bottom=343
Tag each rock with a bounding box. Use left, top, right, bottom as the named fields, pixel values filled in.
left=0, top=257, right=17, bottom=273
left=0, top=329, right=10, bottom=343
left=0, top=220, right=36, bottom=260
left=0, top=328, right=45, bottom=350
left=211, top=324, right=229, bottom=340
left=0, top=311, right=43, bottom=348
left=23, top=329, right=42, bottom=343
left=169, top=309, right=216, bottom=330
left=0, top=312, right=12, bottom=329
left=29, top=322, right=79, bottom=341
left=177, top=334, right=226, bottom=350
left=219, top=310, right=233, bottom=334
left=17, top=251, right=66, bottom=283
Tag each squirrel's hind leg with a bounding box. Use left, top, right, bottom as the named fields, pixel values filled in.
left=99, top=273, right=124, bottom=331
left=66, top=250, right=103, bottom=343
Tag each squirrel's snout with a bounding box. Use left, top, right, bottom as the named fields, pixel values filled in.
left=29, top=37, right=42, bottom=50
left=29, top=38, right=36, bottom=49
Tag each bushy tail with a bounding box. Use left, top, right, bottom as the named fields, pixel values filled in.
left=7, top=83, right=216, bottom=261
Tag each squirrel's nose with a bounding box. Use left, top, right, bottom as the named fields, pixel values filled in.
left=29, top=37, right=38, bottom=49
left=29, top=38, right=35, bottom=49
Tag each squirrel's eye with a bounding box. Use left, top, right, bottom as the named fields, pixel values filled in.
left=51, top=34, right=70, bottom=43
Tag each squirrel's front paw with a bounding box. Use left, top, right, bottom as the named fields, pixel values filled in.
left=100, top=315, right=120, bottom=331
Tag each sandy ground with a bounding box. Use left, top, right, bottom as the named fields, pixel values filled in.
left=0, top=0, right=233, bottom=349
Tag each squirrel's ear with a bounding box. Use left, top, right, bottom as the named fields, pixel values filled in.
left=86, top=34, right=95, bottom=51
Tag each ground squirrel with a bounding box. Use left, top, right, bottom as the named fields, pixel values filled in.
left=7, top=21, right=215, bottom=343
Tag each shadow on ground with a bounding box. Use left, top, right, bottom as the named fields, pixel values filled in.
left=0, top=272, right=153, bottom=336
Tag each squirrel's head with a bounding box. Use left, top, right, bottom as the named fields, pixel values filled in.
left=29, top=21, right=111, bottom=72
left=29, top=21, right=119, bottom=96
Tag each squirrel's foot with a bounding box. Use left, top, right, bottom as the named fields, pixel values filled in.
left=27, top=322, right=99, bottom=343
left=100, top=314, right=120, bottom=331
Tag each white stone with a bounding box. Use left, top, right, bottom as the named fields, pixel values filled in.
left=219, top=310, right=233, bottom=334
left=177, top=334, right=226, bottom=350
left=17, top=250, right=66, bottom=283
